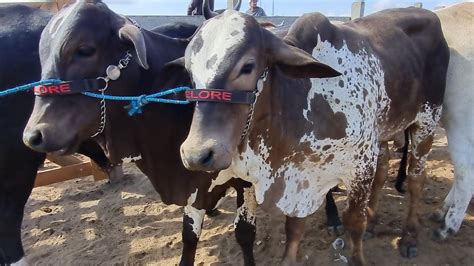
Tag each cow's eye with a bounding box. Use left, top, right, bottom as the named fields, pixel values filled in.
left=240, top=63, right=255, bottom=75
left=76, top=46, right=96, bottom=57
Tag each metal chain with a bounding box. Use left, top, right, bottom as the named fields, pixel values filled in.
left=90, top=51, right=132, bottom=138
left=240, top=68, right=269, bottom=140
left=91, top=83, right=109, bottom=138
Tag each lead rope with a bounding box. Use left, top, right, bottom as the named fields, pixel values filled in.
left=240, top=68, right=269, bottom=140
left=91, top=50, right=133, bottom=138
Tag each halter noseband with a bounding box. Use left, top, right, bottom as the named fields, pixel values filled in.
left=34, top=50, right=134, bottom=138
left=185, top=89, right=256, bottom=104
left=185, top=68, right=269, bottom=140
left=33, top=79, right=105, bottom=96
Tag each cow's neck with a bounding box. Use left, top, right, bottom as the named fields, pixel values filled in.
left=98, top=30, right=211, bottom=205
left=243, top=20, right=340, bottom=155
left=243, top=68, right=275, bottom=151
left=243, top=66, right=316, bottom=165
left=102, top=30, right=192, bottom=168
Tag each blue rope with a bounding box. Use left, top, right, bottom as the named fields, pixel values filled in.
left=82, top=86, right=190, bottom=116
left=0, top=79, right=190, bottom=116
left=0, top=79, right=62, bottom=97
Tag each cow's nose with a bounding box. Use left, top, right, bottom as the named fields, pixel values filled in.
left=23, top=129, right=44, bottom=149
left=200, top=149, right=214, bottom=166
left=181, top=138, right=232, bottom=172
left=180, top=145, right=215, bottom=171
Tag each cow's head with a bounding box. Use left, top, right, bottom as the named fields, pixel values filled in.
left=23, top=0, right=149, bottom=154
left=180, top=10, right=340, bottom=172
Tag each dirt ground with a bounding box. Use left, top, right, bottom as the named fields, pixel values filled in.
left=22, top=129, right=474, bottom=265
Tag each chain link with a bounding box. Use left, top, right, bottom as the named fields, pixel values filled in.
left=240, top=68, right=269, bottom=140
left=90, top=51, right=132, bottom=138
left=91, top=83, right=108, bottom=138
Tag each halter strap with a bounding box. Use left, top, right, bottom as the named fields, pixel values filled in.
left=33, top=79, right=105, bottom=96
left=185, top=89, right=256, bottom=104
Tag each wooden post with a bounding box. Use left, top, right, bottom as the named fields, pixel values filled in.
left=90, top=161, right=109, bottom=182
left=351, top=0, right=365, bottom=20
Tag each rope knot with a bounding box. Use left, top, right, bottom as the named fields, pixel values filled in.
left=138, top=95, right=149, bottom=106
left=127, top=94, right=149, bottom=116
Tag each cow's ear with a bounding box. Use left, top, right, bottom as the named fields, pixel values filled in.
left=118, top=23, right=149, bottom=70
left=153, top=57, right=190, bottom=88
left=165, top=57, right=185, bottom=68
left=264, top=29, right=341, bottom=79
left=160, top=57, right=186, bottom=74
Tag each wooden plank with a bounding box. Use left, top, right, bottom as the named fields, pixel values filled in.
left=35, top=161, right=93, bottom=187
left=90, top=161, right=109, bottom=182
left=46, top=154, right=84, bottom=166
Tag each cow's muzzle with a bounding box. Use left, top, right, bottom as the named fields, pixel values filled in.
left=23, top=124, right=78, bottom=154
left=180, top=138, right=232, bottom=172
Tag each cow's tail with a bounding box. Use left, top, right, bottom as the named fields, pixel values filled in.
left=395, top=130, right=410, bottom=193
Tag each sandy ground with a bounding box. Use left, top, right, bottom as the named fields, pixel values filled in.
left=22, top=128, right=474, bottom=265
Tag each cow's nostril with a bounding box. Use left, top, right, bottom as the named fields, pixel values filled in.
left=200, top=150, right=214, bottom=166
left=28, top=130, right=43, bottom=147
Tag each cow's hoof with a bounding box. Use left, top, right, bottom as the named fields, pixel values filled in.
left=206, top=208, right=221, bottom=217
left=328, top=224, right=345, bottom=236
left=432, top=228, right=448, bottom=241
left=399, top=241, right=418, bottom=258
left=108, top=165, right=124, bottom=184
left=430, top=209, right=445, bottom=223
left=433, top=226, right=455, bottom=241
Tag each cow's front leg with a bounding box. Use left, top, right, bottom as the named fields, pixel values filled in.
left=282, top=216, right=306, bottom=266
left=366, top=141, right=389, bottom=238
left=343, top=166, right=374, bottom=266
left=234, top=185, right=257, bottom=266
left=180, top=206, right=205, bottom=266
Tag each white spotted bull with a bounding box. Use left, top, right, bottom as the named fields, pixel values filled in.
left=178, top=5, right=449, bottom=265
left=432, top=2, right=474, bottom=239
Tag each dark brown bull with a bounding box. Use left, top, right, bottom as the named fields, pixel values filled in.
left=22, top=1, right=255, bottom=265
left=0, top=5, right=123, bottom=265
left=179, top=6, right=448, bottom=265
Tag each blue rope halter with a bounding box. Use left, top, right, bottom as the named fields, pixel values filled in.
left=0, top=80, right=190, bottom=116
left=82, top=86, right=190, bottom=116
left=0, top=79, right=62, bottom=97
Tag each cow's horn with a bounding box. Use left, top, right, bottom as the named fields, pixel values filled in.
left=203, top=0, right=218, bottom=19
left=233, top=0, right=242, bottom=11
left=118, top=23, right=149, bottom=69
